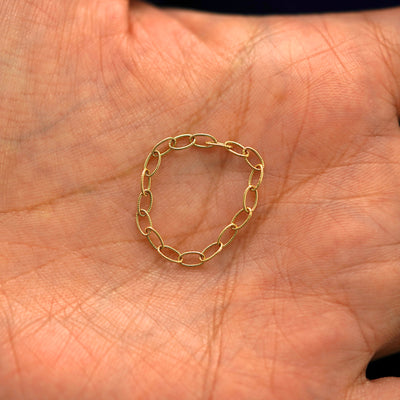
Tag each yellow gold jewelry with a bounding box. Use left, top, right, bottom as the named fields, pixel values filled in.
left=136, top=133, right=264, bottom=267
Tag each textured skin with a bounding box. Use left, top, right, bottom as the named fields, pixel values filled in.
left=0, top=2, right=400, bottom=399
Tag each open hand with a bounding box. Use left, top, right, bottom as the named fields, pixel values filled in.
left=1, top=2, right=400, bottom=399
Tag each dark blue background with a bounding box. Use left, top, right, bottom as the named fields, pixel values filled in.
left=151, top=0, right=399, bottom=13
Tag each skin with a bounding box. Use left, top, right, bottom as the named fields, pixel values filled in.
left=0, top=1, right=400, bottom=399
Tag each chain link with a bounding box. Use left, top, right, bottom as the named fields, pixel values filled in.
left=140, top=169, right=151, bottom=193
left=225, top=141, right=248, bottom=158
left=136, top=133, right=264, bottom=267
left=248, top=164, right=264, bottom=190
left=137, top=188, right=153, bottom=216
left=169, top=134, right=196, bottom=150
left=144, top=150, right=162, bottom=177
left=145, top=226, right=164, bottom=250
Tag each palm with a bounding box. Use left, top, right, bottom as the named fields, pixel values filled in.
left=1, top=2, right=400, bottom=399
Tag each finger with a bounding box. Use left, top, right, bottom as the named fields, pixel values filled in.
left=348, top=378, right=400, bottom=400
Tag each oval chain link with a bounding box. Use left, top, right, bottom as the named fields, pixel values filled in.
left=225, top=140, right=248, bottom=158
left=136, top=209, right=152, bottom=236
left=145, top=226, right=164, bottom=250
left=157, top=245, right=182, bottom=264
left=243, top=185, right=259, bottom=212
left=179, top=251, right=205, bottom=267
left=136, top=133, right=264, bottom=266
left=169, top=134, right=196, bottom=150
left=144, top=150, right=162, bottom=177
left=202, top=241, right=223, bottom=262
left=231, top=207, right=253, bottom=230
left=248, top=164, right=264, bottom=190
left=137, top=188, right=153, bottom=216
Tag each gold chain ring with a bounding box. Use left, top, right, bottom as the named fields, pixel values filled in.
left=136, top=133, right=264, bottom=267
